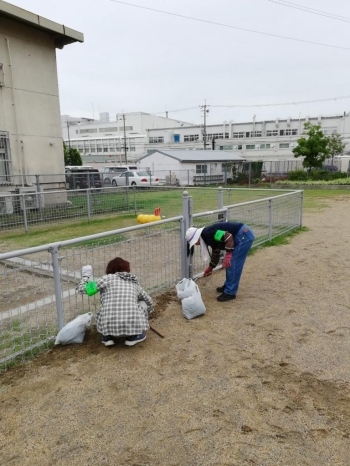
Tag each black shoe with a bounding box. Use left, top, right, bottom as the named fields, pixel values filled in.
left=217, top=292, right=236, bottom=302
left=216, top=286, right=225, bottom=293
left=101, top=335, right=115, bottom=346
left=125, top=333, right=146, bottom=347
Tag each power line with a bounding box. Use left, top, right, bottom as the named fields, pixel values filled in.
left=110, top=0, right=350, bottom=51
left=212, top=94, right=350, bottom=108
left=134, top=94, right=350, bottom=114
left=268, top=0, right=350, bottom=23
left=152, top=106, right=199, bottom=115
left=70, top=93, right=350, bottom=125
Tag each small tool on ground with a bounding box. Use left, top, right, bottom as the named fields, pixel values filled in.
left=150, top=324, right=164, bottom=338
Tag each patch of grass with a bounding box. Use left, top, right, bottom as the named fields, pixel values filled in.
left=0, top=326, right=55, bottom=352
left=0, top=214, right=137, bottom=250
left=301, top=189, right=350, bottom=212
left=0, top=338, right=55, bottom=373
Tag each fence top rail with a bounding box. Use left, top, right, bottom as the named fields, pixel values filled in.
left=223, top=190, right=303, bottom=209
left=193, top=208, right=227, bottom=219
left=191, top=190, right=302, bottom=221
left=220, top=187, right=302, bottom=193
left=0, top=216, right=183, bottom=261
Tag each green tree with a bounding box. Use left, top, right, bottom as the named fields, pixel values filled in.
left=327, top=132, right=345, bottom=168
left=292, top=122, right=329, bottom=174
left=63, top=142, right=82, bottom=166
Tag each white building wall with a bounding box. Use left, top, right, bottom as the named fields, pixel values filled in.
left=62, top=112, right=195, bottom=165
left=138, top=152, right=232, bottom=186
left=144, top=114, right=350, bottom=169
left=0, top=16, right=64, bottom=177
left=63, top=112, right=350, bottom=170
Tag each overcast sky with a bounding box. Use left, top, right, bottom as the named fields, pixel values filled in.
left=9, top=0, right=350, bottom=125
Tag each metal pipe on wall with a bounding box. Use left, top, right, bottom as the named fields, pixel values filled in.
left=6, top=38, right=24, bottom=186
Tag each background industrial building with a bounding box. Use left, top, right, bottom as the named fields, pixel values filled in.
left=62, top=111, right=350, bottom=171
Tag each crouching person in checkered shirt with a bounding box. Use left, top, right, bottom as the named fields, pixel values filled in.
left=76, top=257, right=153, bottom=347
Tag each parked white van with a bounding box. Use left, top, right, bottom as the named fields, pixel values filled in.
left=100, top=165, right=138, bottom=185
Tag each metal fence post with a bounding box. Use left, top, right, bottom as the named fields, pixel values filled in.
left=87, top=189, right=91, bottom=221
left=50, top=245, right=65, bottom=329
left=181, top=190, right=192, bottom=279
left=35, top=174, right=40, bottom=191
left=300, top=190, right=304, bottom=227
left=268, top=198, right=273, bottom=240
left=269, top=161, right=273, bottom=188
left=217, top=185, right=225, bottom=221
left=126, top=187, right=130, bottom=211
left=21, top=194, right=28, bottom=233
left=35, top=174, right=43, bottom=221
left=218, top=186, right=223, bottom=210
left=133, top=188, right=137, bottom=214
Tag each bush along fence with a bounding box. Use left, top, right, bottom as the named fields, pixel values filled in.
left=0, top=188, right=303, bottom=371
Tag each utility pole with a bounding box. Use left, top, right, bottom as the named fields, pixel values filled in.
left=66, top=121, right=71, bottom=149
left=200, top=100, right=210, bottom=150
left=120, top=113, right=128, bottom=164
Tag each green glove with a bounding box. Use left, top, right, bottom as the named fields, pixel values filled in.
left=85, top=281, right=98, bottom=296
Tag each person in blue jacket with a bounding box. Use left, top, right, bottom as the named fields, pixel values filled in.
left=186, top=222, right=255, bottom=302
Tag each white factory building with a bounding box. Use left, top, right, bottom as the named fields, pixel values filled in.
left=61, top=112, right=195, bottom=164
left=63, top=111, right=350, bottom=170
left=144, top=113, right=350, bottom=163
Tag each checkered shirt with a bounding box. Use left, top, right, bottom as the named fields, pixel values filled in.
left=77, top=272, right=153, bottom=336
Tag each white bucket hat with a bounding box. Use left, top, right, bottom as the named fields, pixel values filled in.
left=186, top=227, right=204, bottom=248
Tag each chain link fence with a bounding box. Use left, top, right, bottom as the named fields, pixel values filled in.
left=0, top=188, right=303, bottom=370
left=0, top=185, right=290, bottom=233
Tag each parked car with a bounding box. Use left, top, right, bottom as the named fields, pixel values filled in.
left=111, top=171, right=160, bottom=187
left=322, top=164, right=338, bottom=172
left=100, top=165, right=138, bottom=185
left=65, top=166, right=102, bottom=189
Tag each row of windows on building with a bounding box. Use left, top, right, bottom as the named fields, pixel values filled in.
left=220, top=142, right=292, bottom=150
left=75, top=126, right=134, bottom=135
left=232, top=129, right=298, bottom=138
left=148, top=131, right=298, bottom=144
left=148, top=127, right=338, bottom=144
left=232, top=126, right=337, bottom=138
left=69, top=142, right=136, bottom=152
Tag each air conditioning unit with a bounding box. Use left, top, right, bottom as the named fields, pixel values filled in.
left=233, top=146, right=238, bottom=149
left=17, top=187, right=44, bottom=210
left=291, top=144, right=295, bottom=147
left=256, top=145, right=260, bottom=149
left=0, top=192, right=13, bottom=214
left=271, top=144, right=275, bottom=148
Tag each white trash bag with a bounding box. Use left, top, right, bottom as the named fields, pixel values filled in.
left=54, top=312, right=93, bottom=345
left=181, top=284, right=206, bottom=320
left=176, top=278, right=197, bottom=300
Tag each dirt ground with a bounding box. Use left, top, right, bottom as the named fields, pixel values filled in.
left=1, top=197, right=350, bottom=466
